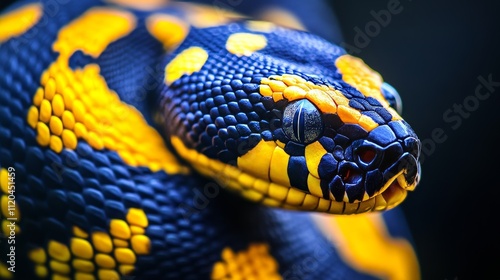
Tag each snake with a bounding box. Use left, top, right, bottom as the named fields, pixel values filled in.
left=0, top=0, right=422, bottom=279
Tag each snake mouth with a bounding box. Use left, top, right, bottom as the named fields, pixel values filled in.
left=170, top=136, right=419, bottom=215
left=366, top=150, right=420, bottom=196
left=374, top=171, right=408, bottom=210
left=366, top=152, right=420, bottom=210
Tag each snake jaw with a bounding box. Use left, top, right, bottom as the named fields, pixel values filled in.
left=170, top=135, right=413, bottom=214
left=379, top=177, right=407, bottom=210
left=371, top=152, right=420, bottom=195
left=368, top=151, right=420, bottom=209
left=378, top=172, right=408, bottom=210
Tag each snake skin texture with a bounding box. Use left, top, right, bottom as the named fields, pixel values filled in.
left=0, top=0, right=421, bottom=279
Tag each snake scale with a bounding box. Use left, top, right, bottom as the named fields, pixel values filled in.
left=0, top=0, right=422, bottom=279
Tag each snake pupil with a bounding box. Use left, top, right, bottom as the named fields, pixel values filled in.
left=282, top=99, right=323, bottom=144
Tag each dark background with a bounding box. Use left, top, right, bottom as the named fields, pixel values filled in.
left=2, top=0, right=499, bottom=279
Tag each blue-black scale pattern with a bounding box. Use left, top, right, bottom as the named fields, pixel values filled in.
left=68, top=13, right=166, bottom=126
left=159, top=43, right=284, bottom=162
left=288, top=156, right=309, bottom=192
left=284, top=141, right=306, bottom=156
left=0, top=1, right=96, bottom=277
left=158, top=22, right=372, bottom=164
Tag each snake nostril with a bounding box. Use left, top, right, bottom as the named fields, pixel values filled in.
left=357, top=146, right=377, bottom=165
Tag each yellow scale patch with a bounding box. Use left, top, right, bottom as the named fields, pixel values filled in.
left=225, top=33, right=268, bottom=57
left=258, top=73, right=375, bottom=203
left=0, top=168, right=21, bottom=279
left=236, top=139, right=326, bottom=207
left=28, top=208, right=151, bottom=279
left=211, top=243, right=281, bottom=280
left=171, top=136, right=365, bottom=214
left=314, top=213, right=420, bottom=280
left=165, top=46, right=208, bottom=85
left=0, top=3, right=42, bottom=43
left=245, top=20, right=276, bottom=33
left=146, top=14, right=189, bottom=51
left=26, top=7, right=187, bottom=174
left=335, top=55, right=401, bottom=121
left=259, top=74, right=379, bottom=132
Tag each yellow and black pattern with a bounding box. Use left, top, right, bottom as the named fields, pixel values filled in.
left=24, top=207, right=150, bottom=279
left=159, top=20, right=420, bottom=215
left=210, top=243, right=281, bottom=280
left=0, top=0, right=421, bottom=279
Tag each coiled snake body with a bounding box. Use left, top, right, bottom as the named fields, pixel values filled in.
left=0, top=0, right=422, bottom=279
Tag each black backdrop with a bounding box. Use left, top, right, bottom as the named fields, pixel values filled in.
left=2, top=0, right=499, bottom=279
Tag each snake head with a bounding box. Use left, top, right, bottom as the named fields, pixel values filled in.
left=159, top=21, right=421, bottom=214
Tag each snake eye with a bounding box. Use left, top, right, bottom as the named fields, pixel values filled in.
left=282, top=99, right=323, bottom=144
left=381, top=82, right=403, bottom=115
